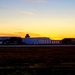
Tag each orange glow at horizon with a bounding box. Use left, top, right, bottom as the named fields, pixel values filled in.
left=0, top=31, right=75, bottom=40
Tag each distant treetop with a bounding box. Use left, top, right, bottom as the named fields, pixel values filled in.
left=25, top=34, right=30, bottom=38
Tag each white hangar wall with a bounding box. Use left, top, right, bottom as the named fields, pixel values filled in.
left=22, top=37, right=51, bottom=45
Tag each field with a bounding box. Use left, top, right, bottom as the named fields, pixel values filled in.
left=0, top=45, right=75, bottom=75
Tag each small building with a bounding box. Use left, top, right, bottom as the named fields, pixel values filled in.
left=61, top=38, right=75, bottom=45
left=0, top=37, right=22, bottom=45
left=0, top=37, right=10, bottom=44
left=51, top=40, right=61, bottom=44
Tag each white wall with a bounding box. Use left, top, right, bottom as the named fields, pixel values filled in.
left=22, top=38, right=51, bottom=44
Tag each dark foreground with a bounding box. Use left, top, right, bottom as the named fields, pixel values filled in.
left=0, top=68, right=75, bottom=75
left=0, top=45, right=75, bottom=75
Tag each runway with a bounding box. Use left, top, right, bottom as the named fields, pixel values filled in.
left=0, top=45, right=75, bottom=47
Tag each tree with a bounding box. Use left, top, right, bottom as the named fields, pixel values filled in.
left=25, top=34, right=30, bottom=38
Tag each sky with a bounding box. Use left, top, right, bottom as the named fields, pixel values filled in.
left=0, top=0, right=75, bottom=40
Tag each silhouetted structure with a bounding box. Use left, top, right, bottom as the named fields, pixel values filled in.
left=0, top=37, right=22, bottom=45
left=0, top=35, right=75, bottom=45
left=61, top=38, right=75, bottom=45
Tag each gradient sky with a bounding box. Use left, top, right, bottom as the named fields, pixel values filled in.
left=0, top=0, right=75, bottom=40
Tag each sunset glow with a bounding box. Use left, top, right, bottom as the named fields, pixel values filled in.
left=0, top=0, right=75, bottom=40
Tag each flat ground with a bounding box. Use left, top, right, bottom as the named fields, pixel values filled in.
left=0, top=45, right=75, bottom=67
left=0, top=45, right=75, bottom=75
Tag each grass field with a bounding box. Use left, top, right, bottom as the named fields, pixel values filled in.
left=0, top=45, right=75, bottom=75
